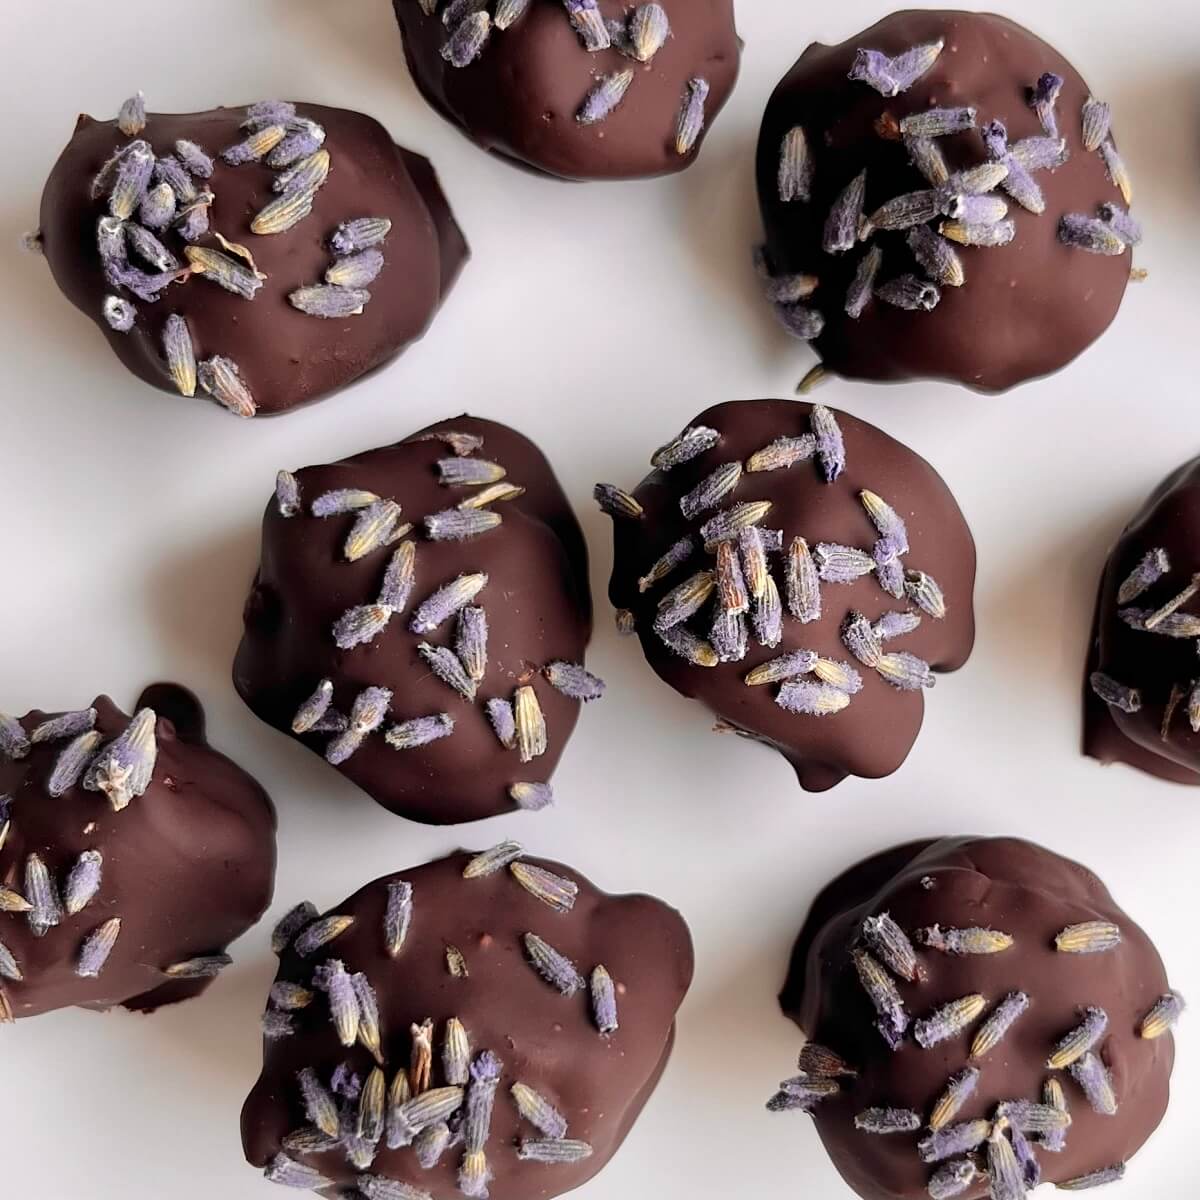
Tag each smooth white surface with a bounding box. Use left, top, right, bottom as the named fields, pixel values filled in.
left=1, top=1, right=1198, bottom=1196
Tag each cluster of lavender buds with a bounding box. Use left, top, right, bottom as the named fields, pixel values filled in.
left=1092, top=550, right=1200, bottom=738
left=762, top=42, right=1139, bottom=345
left=280, top=435, right=602, bottom=806
left=79, top=95, right=334, bottom=416
left=421, top=1, right=709, bottom=157
left=596, top=408, right=943, bottom=718
left=260, top=849, right=605, bottom=1189
left=290, top=217, right=391, bottom=319
left=766, top=898, right=1183, bottom=1198
left=0, top=707, right=236, bottom=1015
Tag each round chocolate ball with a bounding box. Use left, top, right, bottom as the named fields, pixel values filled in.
left=1086, top=455, right=1200, bottom=784
left=36, top=93, right=468, bottom=417
left=0, top=685, right=276, bottom=1021
left=241, top=846, right=693, bottom=1197
left=755, top=10, right=1139, bottom=392
left=394, top=1, right=740, bottom=180
left=773, top=837, right=1181, bottom=1200
left=600, top=399, right=975, bottom=792
left=234, top=416, right=598, bottom=824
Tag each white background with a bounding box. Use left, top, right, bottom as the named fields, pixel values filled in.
left=1, top=1, right=1197, bottom=1196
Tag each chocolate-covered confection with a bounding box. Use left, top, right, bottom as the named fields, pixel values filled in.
left=34, top=93, right=468, bottom=417
left=0, top=685, right=276, bottom=1022
left=241, top=845, right=693, bottom=1198
left=234, top=416, right=597, bottom=824
left=1085, top=456, right=1200, bottom=784
left=772, top=837, right=1182, bottom=1200
left=600, top=399, right=975, bottom=792
left=755, top=11, right=1140, bottom=392
left=393, top=1, right=740, bottom=181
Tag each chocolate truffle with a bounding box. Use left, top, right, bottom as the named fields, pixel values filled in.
left=0, top=685, right=275, bottom=1022
left=241, top=844, right=693, bottom=1198
left=234, top=416, right=597, bottom=824
left=1085, top=456, right=1200, bottom=784
left=772, top=837, right=1182, bottom=1200
left=393, top=1, right=740, bottom=181
left=755, top=11, right=1140, bottom=392
left=34, top=93, right=467, bottom=416
left=599, top=399, right=975, bottom=792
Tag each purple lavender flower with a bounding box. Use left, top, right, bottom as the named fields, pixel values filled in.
left=675, top=77, right=710, bottom=156
left=108, top=141, right=154, bottom=219
left=334, top=604, right=393, bottom=651
left=265, top=1155, right=332, bottom=1190
left=913, top=993, right=986, bottom=1048
left=1099, top=202, right=1142, bottom=247
left=385, top=714, right=455, bottom=751
left=261, top=1009, right=295, bottom=1040
left=919, top=1119, right=991, bottom=1164
left=298, top=1066, right=341, bottom=1137
left=848, top=38, right=944, bottom=96
left=752, top=576, right=784, bottom=647
left=845, top=244, right=884, bottom=317
left=25, top=853, right=62, bottom=937
left=543, top=661, right=605, bottom=701
left=410, top=573, right=488, bottom=634
left=197, top=356, right=256, bottom=418
left=777, top=680, right=852, bottom=718
left=1089, top=671, right=1141, bottom=713
left=511, top=1083, right=567, bottom=1139
left=930, top=1068, right=980, bottom=1131
left=815, top=544, right=875, bottom=584
left=874, top=609, right=922, bottom=641
left=854, top=1107, right=921, bottom=1134
left=76, top=917, right=122, bottom=978
left=710, top=609, right=749, bottom=663
left=384, top=879, right=413, bottom=957
left=1139, top=991, right=1185, bottom=1039
left=1049, top=1006, right=1108, bottom=1069
left=1030, top=72, right=1064, bottom=135
left=564, top=0, right=610, bottom=50
left=862, top=912, right=918, bottom=981
left=773, top=302, right=825, bottom=340
left=378, top=542, right=416, bottom=611
left=138, top=182, right=176, bottom=231
left=0, top=715, right=29, bottom=762
left=987, top=1127, right=1027, bottom=1200
left=744, top=649, right=819, bottom=687
left=900, top=106, right=976, bottom=138
left=927, top=1159, right=980, bottom=1199
left=418, top=643, right=476, bottom=701
left=1069, top=1051, right=1118, bottom=1115
left=778, top=125, right=812, bottom=202
left=518, top=1139, right=594, bottom=1163
left=786, top=536, right=821, bottom=623
left=590, top=964, right=618, bottom=1034
left=484, top=699, right=516, bottom=749
left=523, top=934, right=584, bottom=995
left=578, top=69, right=634, bottom=124
left=852, top=949, right=908, bottom=1048
left=83, top=708, right=157, bottom=811
left=1082, top=96, right=1112, bottom=152
left=271, top=901, right=318, bottom=954
left=940, top=217, right=1016, bottom=247
left=1060, top=213, right=1126, bottom=256
left=907, top=225, right=964, bottom=287
left=651, top=425, right=720, bottom=471
left=823, top=170, right=867, bottom=254
left=441, top=11, right=491, bottom=66
left=63, top=850, right=103, bottom=915
left=510, top=781, right=554, bottom=810
left=638, top=536, right=696, bottom=593
left=877, top=651, right=935, bottom=691
left=424, top=508, right=501, bottom=542
left=970, top=991, right=1030, bottom=1057
left=162, top=954, right=232, bottom=979
left=330, top=218, right=392, bottom=256
left=289, top=285, right=370, bottom=319
left=313, top=958, right=361, bottom=1047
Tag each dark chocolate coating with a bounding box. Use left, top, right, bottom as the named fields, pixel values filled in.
left=1085, top=456, right=1200, bottom=784
left=234, top=416, right=594, bottom=824
left=756, top=10, right=1132, bottom=392
left=241, top=850, right=694, bottom=1198
left=607, top=400, right=975, bottom=791
left=38, top=102, right=468, bottom=416
left=0, top=685, right=276, bottom=1020
left=779, top=837, right=1176, bottom=1200
left=394, top=0, right=740, bottom=181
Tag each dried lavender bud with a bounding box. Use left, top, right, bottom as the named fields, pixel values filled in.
left=0, top=883, right=29, bottom=914
left=710, top=608, right=749, bottom=663
left=252, top=150, right=331, bottom=234
left=0, top=715, right=30, bottom=762
left=330, top=217, right=393, bottom=256
left=919, top=924, right=1013, bottom=955
left=848, top=38, right=944, bottom=96
left=223, top=123, right=287, bottom=165
left=108, top=141, right=154, bottom=219
left=906, top=225, right=964, bottom=287
left=563, top=0, right=610, bottom=50
left=824, top=170, right=867, bottom=254
left=543, top=661, right=605, bottom=702
left=744, top=650, right=819, bottom=688
left=676, top=77, right=710, bottom=156
left=382, top=879, right=413, bottom=959
left=1049, top=1006, right=1108, bottom=1069
left=524, top=933, right=584, bottom=995
left=575, top=963, right=619, bottom=1039
left=514, top=686, right=547, bottom=763
left=763, top=271, right=819, bottom=305
left=267, top=129, right=324, bottom=169
left=1028, top=71, right=1064, bottom=137
left=1056, top=920, right=1122, bottom=954
left=1059, top=213, right=1126, bottom=256
left=939, top=218, right=1016, bottom=247
left=440, top=9, right=491, bottom=66
left=767, top=1076, right=840, bottom=1112
left=852, top=949, right=908, bottom=1048
left=1068, top=1051, right=1118, bottom=1115
left=265, top=1154, right=332, bottom=1190
left=1058, top=1165, right=1126, bottom=1191
left=970, top=991, right=1030, bottom=1058
left=615, top=608, right=635, bottom=636
left=484, top=699, right=516, bottom=749
left=1081, top=96, right=1112, bottom=152
left=1099, top=202, right=1142, bottom=247
left=163, top=954, right=231, bottom=979
left=334, top=604, right=393, bottom=651
left=876, top=274, right=941, bottom=312
left=47, top=731, right=103, bottom=797
left=294, top=914, right=356, bottom=958
left=929, top=1068, right=980, bottom=1131
left=862, top=912, right=918, bottom=981
left=271, top=902, right=318, bottom=954
left=855, top=1107, right=921, bottom=1134
left=261, top=1010, right=296, bottom=1040
left=154, top=313, right=197, bottom=397
left=773, top=301, right=825, bottom=341
left=418, top=643, right=476, bottom=701
left=652, top=425, right=720, bottom=471
left=438, top=457, right=506, bottom=487
left=313, top=958, right=361, bottom=1047
left=269, top=982, right=313, bottom=1012
left=680, top=462, right=743, bottom=520
left=74, top=917, right=121, bottom=978
left=102, top=295, right=136, bottom=332
left=198, top=356, right=257, bottom=418
left=424, top=508, right=501, bottom=542
left=901, top=106, right=976, bottom=138
left=927, top=1158, right=980, bottom=1199
left=873, top=610, right=922, bottom=641
left=384, top=714, right=455, bottom=751
left=594, top=483, right=644, bottom=520
left=752, top=576, right=784, bottom=648
left=0, top=938, right=22, bottom=981
left=578, top=69, right=634, bottom=125
left=700, top=501, right=773, bottom=548
left=657, top=625, right=719, bottom=667
left=511, top=1082, right=568, bottom=1139
left=510, top=781, right=555, bottom=810
left=868, top=190, right=939, bottom=235
left=919, top=1119, right=991, bottom=1164
left=876, top=651, right=935, bottom=691
left=795, top=1044, right=856, bottom=1078
left=654, top=570, right=715, bottom=631
left=986, top=1127, right=1026, bottom=1200
left=152, top=154, right=197, bottom=202
left=913, top=993, right=986, bottom=1048
left=1100, top=140, right=1133, bottom=204
left=778, top=125, right=813, bottom=202
left=464, top=841, right=524, bottom=879
left=62, top=849, right=104, bottom=916
left=83, top=708, right=157, bottom=811
left=518, top=1139, right=594, bottom=1164
left=845, top=244, right=883, bottom=318
left=815, top=544, right=875, bottom=584
left=411, top=573, right=488, bottom=633
left=184, top=244, right=264, bottom=300
left=746, top=437, right=817, bottom=476
left=298, top=1067, right=341, bottom=1138
left=1139, top=991, right=1185, bottom=1039
left=904, top=570, right=946, bottom=619
left=638, top=536, right=696, bottom=593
